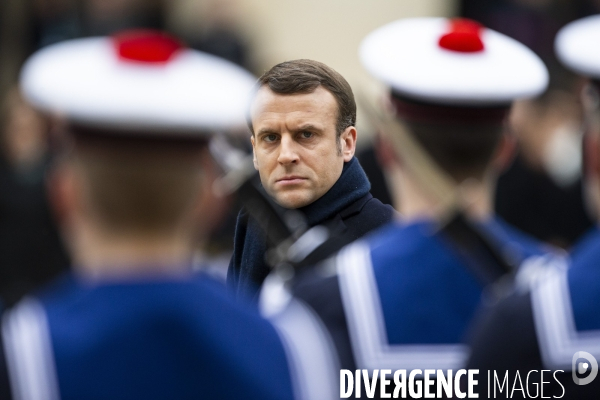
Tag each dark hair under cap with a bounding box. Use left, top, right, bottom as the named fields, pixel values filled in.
left=389, top=91, right=508, bottom=182
left=390, top=92, right=510, bottom=125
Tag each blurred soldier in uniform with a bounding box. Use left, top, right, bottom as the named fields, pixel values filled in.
left=262, top=17, right=552, bottom=398
left=0, top=31, right=335, bottom=400
left=227, top=59, right=395, bottom=301
left=466, top=15, right=600, bottom=398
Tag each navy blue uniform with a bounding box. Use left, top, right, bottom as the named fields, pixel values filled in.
left=1, top=272, right=336, bottom=400
left=466, top=227, right=600, bottom=398
left=277, top=217, right=552, bottom=398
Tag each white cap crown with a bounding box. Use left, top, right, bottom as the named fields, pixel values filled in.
left=556, top=14, right=600, bottom=79
left=360, top=18, right=549, bottom=106
left=20, top=30, right=256, bottom=136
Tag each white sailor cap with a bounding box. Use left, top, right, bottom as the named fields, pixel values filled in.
left=20, top=30, right=256, bottom=136
left=555, top=15, right=600, bottom=79
left=360, top=18, right=549, bottom=109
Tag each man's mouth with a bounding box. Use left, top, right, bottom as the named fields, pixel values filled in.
left=276, top=176, right=307, bottom=185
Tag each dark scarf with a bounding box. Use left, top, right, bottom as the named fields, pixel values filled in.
left=229, top=157, right=371, bottom=300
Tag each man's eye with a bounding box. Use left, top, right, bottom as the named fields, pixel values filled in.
left=300, top=131, right=313, bottom=139
left=263, top=134, right=277, bottom=142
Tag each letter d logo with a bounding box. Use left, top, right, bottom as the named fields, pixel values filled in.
left=572, top=351, right=598, bottom=385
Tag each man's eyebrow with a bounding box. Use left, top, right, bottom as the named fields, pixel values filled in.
left=256, top=128, right=279, bottom=136
left=294, top=124, right=323, bottom=132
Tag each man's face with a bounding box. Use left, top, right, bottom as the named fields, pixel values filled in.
left=250, top=86, right=355, bottom=209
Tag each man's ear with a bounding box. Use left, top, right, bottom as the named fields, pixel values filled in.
left=491, top=132, right=517, bottom=173
left=375, top=132, right=402, bottom=169
left=582, top=133, right=600, bottom=221
left=585, top=134, right=600, bottom=179
left=46, top=160, right=79, bottom=229
left=189, top=150, right=231, bottom=241
left=250, top=135, right=259, bottom=170
left=340, top=126, right=357, bottom=162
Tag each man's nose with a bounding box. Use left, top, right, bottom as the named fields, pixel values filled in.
left=277, top=135, right=299, bottom=165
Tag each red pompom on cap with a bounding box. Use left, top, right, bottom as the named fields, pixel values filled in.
left=114, top=30, right=183, bottom=63
left=438, top=18, right=485, bottom=53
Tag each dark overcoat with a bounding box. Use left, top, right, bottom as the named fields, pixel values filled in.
left=227, top=157, right=396, bottom=301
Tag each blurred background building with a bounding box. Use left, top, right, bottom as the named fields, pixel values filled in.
left=0, top=0, right=599, bottom=302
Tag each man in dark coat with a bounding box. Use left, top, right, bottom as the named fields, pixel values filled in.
left=260, top=17, right=555, bottom=399
left=227, top=59, right=395, bottom=301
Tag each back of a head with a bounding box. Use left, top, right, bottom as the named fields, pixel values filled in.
left=556, top=14, right=600, bottom=218
left=390, top=94, right=508, bottom=181
left=20, top=30, right=256, bottom=236
left=404, top=120, right=504, bottom=182
left=72, top=132, right=206, bottom=235
left=254, top=59, right=356, bottom=137
left=556, top=14, right=600, bottom=131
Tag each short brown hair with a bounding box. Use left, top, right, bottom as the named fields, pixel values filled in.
left=251, top=59, right=356, bottom=140
left=72, top=132, right=207, bottom=235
